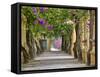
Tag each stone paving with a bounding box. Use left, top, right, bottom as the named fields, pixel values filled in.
left=22, top=51, right=88, bottom=71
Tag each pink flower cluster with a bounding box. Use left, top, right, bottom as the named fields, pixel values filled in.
left=54, top=38, right=62, bottom=49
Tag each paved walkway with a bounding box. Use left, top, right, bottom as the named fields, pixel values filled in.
left=34, top=51, right=74, bottom=60
left=22, top=51, right=88, bottom=71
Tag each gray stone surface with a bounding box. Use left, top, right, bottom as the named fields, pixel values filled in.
left=22, top=51, right=88, bottom=71
left=34, top=51, right=74, bottom=60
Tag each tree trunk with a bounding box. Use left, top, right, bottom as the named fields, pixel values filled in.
left=73, top=21, right=82, bottom=61
left=68, top=35, right=72, bottom=54
left=26, top=29, right=34, bottom=59
left=73, top=23, right=79, bottom=58
left=69, top=25, right=76, bottom=56
left=21, top=14, right=30, bottom=63
left=87, top=10, right=95, bottom=65
left=62, top=35, right=65, bottom=51
left=82, top=16, right=90, bottom=64
left=35, top=38, right=42, bottom=55
left=21, top=46, right=30, bottom=63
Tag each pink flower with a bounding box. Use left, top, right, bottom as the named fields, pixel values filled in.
left=54, top=38, right=62, bottom=49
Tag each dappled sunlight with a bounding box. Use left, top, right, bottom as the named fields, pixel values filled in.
left=50, top=48, right=61, bottom=51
